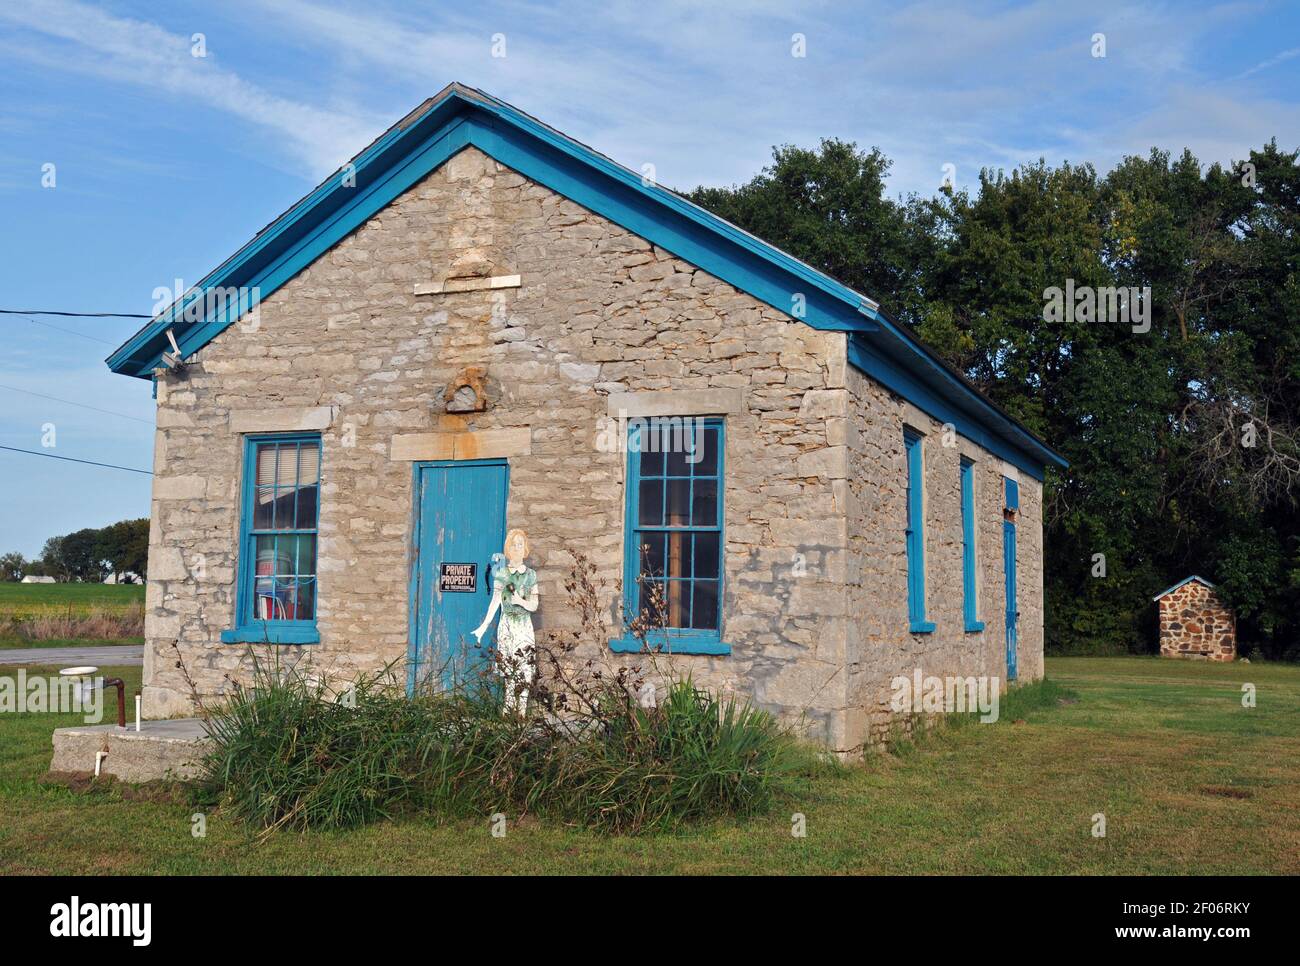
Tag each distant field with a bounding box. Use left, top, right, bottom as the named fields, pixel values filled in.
left=0, top=584, right=145, bottom=646
left=0, top=583, right=145, bottom=620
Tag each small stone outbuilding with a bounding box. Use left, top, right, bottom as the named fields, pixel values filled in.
left=105, top=83, right=1067, bottom=752
left=1153, top=576, right=1236, bottom=661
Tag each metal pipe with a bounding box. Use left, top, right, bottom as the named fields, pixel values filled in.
left=103, top=677, right=126, bottom=728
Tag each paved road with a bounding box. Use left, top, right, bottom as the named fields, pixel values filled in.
left=0, top=644, right=143, bottom=666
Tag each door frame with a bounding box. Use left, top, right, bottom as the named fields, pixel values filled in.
left=406, top=457, right=510, bottom=694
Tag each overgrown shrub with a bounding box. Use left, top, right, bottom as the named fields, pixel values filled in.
left=194, top=656, right=816, bottom=836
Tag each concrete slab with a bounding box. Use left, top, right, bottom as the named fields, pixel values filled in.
left=50, top=717, right=212, bottom=783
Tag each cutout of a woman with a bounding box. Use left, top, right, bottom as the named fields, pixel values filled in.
left=472, top=529, right=538, bottom=714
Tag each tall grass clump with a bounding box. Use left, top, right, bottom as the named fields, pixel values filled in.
left=193, top=553, right=825, bottom=835
left=194, top=658, right=815, bottom=836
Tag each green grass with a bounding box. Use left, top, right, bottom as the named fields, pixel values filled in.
left=0, top=638, right=143, bottom=649
left=0, top=583, right=145, bottom=619
left=1, top=656, right=1297, bottom=875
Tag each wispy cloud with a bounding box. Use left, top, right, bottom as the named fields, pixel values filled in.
left=0, top=0, right=379, bottom=175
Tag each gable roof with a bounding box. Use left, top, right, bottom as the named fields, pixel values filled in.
left=107, top=82, right=1066, bottom=479
left=1152, top=575, right=1217, bottom=602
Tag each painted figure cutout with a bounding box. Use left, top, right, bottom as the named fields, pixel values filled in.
left=472, top=528, right=538, bottom=714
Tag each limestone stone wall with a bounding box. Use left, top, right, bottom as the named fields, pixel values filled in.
left=842, top=366, right=1045, bottom=749
left=140, top=144, right=1047, bottom=752
left=142, top=146, right=853, bottom=743
left=1158, top=581, right=1235, bottom=661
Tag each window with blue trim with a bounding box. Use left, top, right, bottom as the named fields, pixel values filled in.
left=904, top=429, right=934, bottom=633
left=960, top=458, right=984, bottom=632
left=616, top=418, right=726, bottom=654
left=222, top=434, right=321, bottom=644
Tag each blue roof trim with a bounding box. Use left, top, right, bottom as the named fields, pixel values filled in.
left=107, top=82, right=1065, bottom=475
left=1152, top=575, right=1215, bottom=602
left=848, top=334, right=1064, bottom=480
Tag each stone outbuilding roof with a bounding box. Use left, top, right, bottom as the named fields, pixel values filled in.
left=1152, top=575, right=1216, bottom=602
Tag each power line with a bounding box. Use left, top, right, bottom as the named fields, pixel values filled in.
left=0, top=383, right=153, bottom=425
left=19, top=315, right=118, bottom=346
left=0, top=308, right=151, bottom=318
left=0, top=445, right=152, bottom=475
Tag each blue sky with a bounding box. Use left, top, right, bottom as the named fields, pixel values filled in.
left=1, top=0, right=1297, bottom=558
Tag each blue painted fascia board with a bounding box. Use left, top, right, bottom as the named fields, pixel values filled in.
left=467, top=90, right=883, bottom=321
left=472, top=112, right=874, bottom=334
left=849, top=334, right=1062, bottom=481
left=105, top=106, right=434, bottom=375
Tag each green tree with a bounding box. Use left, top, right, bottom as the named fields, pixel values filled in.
left=0, top=552, right=26, bottom=581
left=687, top=138, right=1300, bottom=658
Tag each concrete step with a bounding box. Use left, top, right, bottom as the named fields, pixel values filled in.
left=49, top=718, right=211, bottom=783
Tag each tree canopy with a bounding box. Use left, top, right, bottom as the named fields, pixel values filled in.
left=4, top=518, right=149, bottom=583
left=690, top=139, right=1300, bottom=659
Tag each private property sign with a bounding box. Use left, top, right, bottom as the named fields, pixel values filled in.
left=439, top=562, right=477, bottom=593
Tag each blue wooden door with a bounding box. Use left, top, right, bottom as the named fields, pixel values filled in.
left=410, top=459, right=508, bottom=691
left=1003, top=517, right=1013, bottom=686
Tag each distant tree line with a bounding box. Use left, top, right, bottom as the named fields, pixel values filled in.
left=0, top=518, right=149, bottom=583
left=690, top=139, right=1300, bottom=660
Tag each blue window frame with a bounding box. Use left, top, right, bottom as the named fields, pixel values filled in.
left=904, top=429, right=935, bottom=633
left=220, top=434, right=322, bottom=644
left=611, top=417, right=729, bottom=655
left=960, top=458, right=985, bottom=632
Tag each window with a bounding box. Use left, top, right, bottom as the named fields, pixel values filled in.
left=904, top=429, right=935, bottom=633
left=612, top=417, right=727, bottom=654
left=960, top=458, right=984, bottom=632
left=221, top=434, right=321, bottom=644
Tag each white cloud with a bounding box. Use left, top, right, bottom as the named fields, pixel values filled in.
left=0, top=0, right=379, bottom=175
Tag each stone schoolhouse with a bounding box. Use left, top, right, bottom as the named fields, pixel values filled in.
left=108, top=84, right=1067, bottom=751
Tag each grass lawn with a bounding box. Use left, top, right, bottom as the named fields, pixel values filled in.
left=1, top=655, right=1296, bottom=875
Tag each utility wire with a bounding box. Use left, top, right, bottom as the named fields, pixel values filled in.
left=0, top=309, right=151, bottom=318
left=0, top=383, right=153, bottom=425
left=0, top=445, right=152, bottom=475
left=18, top=315, right=118, bottom=346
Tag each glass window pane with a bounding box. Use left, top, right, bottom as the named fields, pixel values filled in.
left=638, top=480, right=664, bottom=526
left=666, top=437, right=691, bottom=477
left=693, top=426, right=719, bottom=476
left=295, top=483, right=319, bottom=529
left=691, top=580, right=719, bottom=630
left=254, top=488, right=276, bottom=530
left=666, top=580, right=691, bottom=628
left=693, top=531, right=720, bottom=579
left=639, top=532, right=667, bottom=579
left=256, top=444, right=280, bottom=487
left=666, top=531, right=692, bottom=579
left=294, top=578, right=317, bottom=621
left=691, top=479, right=717, bottom=526
left=666, top=479, right=691, bottom=526
left=639, top=436, right=664, bottom=477
left=296, top=443, right=320, bottom=487
left=279, top=534, right=316, bottom=576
